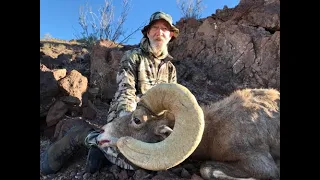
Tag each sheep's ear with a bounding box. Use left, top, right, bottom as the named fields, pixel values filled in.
left=155, top=125, right=173, bottom=139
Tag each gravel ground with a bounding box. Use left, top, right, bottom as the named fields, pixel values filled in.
left=40, top=103, right=205, bottom=180
left=40, top=136, right=204, bottom=180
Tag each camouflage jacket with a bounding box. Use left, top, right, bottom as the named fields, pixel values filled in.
left=106, top=38, right=177, bottom=122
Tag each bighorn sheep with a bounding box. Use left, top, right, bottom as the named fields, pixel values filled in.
left=96, top=83, right=280, bottom=180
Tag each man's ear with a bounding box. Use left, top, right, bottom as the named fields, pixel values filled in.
left=169, top=31, right=174, bottom=38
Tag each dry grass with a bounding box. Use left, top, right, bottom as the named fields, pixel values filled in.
left=41, top=43, right=74, bottom=58
left=40, top=39, right=89, bottom=59
left=40, top=38, right=83, bottom=45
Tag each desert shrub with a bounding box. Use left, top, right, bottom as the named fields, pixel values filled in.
left=75, top=0, right=132, bottom=48
left=43, top=33, right=53, bottom=40
left=176, top=0, right=205, bottom=19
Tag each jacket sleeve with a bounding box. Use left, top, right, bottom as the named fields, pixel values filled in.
left=109, top=51, right=138, bottom=116
left=170, top=64, right=177, bottom=83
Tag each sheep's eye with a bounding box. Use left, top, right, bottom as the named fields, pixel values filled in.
left=164, top=131, right=170, bottom=136
left=133, top=117, right=141, bottom=124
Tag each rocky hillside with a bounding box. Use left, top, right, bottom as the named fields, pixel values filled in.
left=40, top=0, right=280, bottom=179
left=170, top=0, right=280, bottom=104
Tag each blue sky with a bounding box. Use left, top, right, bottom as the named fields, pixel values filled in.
left=40, top=0, right=240, bottom=45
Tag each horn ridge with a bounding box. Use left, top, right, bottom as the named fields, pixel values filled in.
left=117, top=83, right=205, bottom=170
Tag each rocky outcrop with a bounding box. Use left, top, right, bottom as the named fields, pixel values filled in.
left=40, top=66, right=98, bottom=136
left=89, top=40, right=138, bottom=102
left=169, top=0, right=280, bottom=104
left=40, top=65, right=66, bottom=117
left=40, top=40, right=96, bottom=133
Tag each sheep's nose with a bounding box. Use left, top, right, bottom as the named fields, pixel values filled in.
left=98, top=139, right=110, bottom=145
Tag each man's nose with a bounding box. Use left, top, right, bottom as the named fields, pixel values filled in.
left=155, top=28, right=164, bottom=35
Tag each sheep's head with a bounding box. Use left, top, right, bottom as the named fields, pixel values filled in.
left=97, top=108, right=175, bottom=147
left=97, top=83, right=205, bottom=171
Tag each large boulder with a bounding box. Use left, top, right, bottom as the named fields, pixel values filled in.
left=40, top=64, right=67, bottom=117
left=58, top=69, right=88, bottom=106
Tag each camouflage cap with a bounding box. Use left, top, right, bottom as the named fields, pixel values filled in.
left=142, top=11, right=180, bottom=41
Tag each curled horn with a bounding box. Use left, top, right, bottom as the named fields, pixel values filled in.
left=117, top=83, right=205, bottom=170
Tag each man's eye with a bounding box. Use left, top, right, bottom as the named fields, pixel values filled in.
left=152, top=26, right=159, bottom=30
left=151, top=26, right=168, bottom=31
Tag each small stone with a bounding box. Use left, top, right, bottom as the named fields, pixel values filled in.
left=69, top=171, right=77, bottom=177
left=83, top=172, right=91, bottom=179
left=77, top=171, right=84, bottom=176
left=92, top=171, right=99, bottom=178
left=75, top=175, right=82, bottom=179
left=181, top=168, right=191, bottom=178
left=47, top=174, right=57, bottom=179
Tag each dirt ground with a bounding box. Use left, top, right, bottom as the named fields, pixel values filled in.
left=40, top=103, right=205, bottom=180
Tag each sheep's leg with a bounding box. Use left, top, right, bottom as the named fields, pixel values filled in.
left=200, top=152, right=279, bottom=180
left=200, top=161, right=257, bottom=180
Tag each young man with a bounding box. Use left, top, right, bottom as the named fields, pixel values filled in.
left=40, top=11, right=180, bottom=175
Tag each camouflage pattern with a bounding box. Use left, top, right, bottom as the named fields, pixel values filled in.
left=84, top=11, right=179, bottom=170
left=106, top=37, right=177, bottom=122
left=84, top=37, right=177, bottom=170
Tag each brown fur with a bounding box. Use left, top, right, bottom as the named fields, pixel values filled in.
left=103, top=88, right=280, bottom=180
left=195, top=88, right=280, bottom=180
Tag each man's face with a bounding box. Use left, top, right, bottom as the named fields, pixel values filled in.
left=147, top=19, right=174, bottom=48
